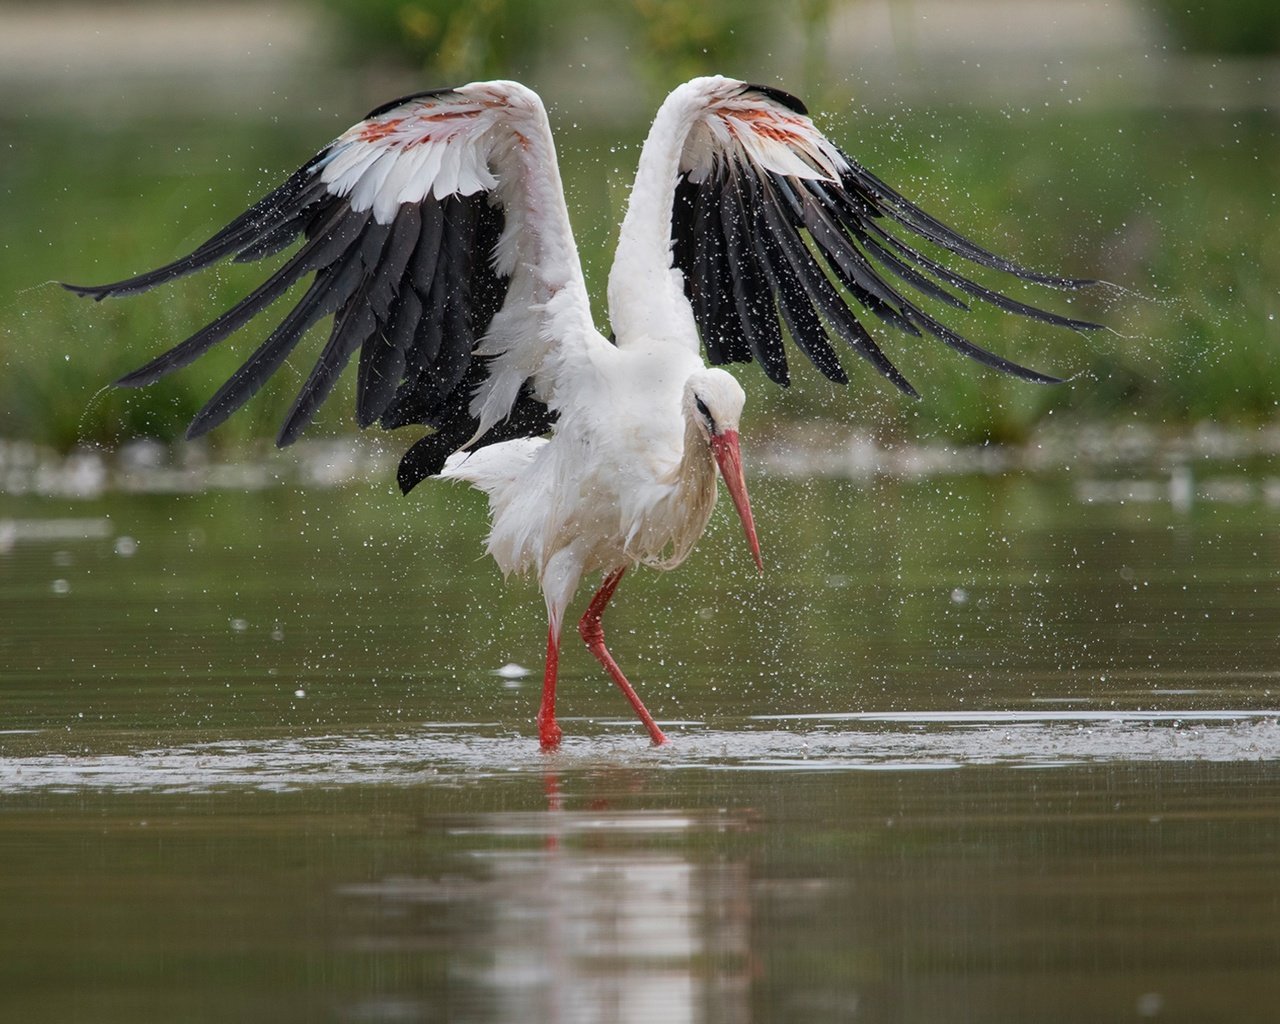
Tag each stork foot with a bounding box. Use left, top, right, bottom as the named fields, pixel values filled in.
left=537, top=714, right=563, bottom=752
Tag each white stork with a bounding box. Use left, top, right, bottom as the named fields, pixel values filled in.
left=66, top=77, right=1098, bottom=750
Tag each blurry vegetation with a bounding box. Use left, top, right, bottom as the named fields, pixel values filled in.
left=623, top=0, right=770, bottom=87
left=313, top=0, right=1280, bottom=81
left=1150, top=0, right=1280, bottom=55
left=316, top=0, right=557, bottom=80
left=314, top=0, right=777, bottom=87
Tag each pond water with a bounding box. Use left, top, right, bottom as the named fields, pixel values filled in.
left=2, top=449, right=1278, bottom=1022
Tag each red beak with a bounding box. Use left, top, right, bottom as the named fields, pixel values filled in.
left=710, top=430, right=763, bottom=573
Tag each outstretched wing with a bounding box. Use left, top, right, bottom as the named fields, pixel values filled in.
left=64, top=80, right=596, bottom=492
left=664, top=77, right=1100, bottom=394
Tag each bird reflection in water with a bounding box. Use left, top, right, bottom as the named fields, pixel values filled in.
left=337, top=775, right=750, bottom=1022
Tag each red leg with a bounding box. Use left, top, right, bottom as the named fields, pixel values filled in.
left=537, top=623, right=563, bottom=752
left=578, top=568, right=668, bottom=746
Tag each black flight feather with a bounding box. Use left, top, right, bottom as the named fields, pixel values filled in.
left=67, top=114, right=530, bottom=472
left=669, top=119, right=1099, bottom=394
left=185, top=242, right=369, bottom=439
left=691, top=174, right=752, bottom=365
left=755, top=175, right=917, bottom=395
left=112, top=204, right=370, bottom=388
left=742, top=83, right=808, bottom=116
left=747, top=179, right=847, bottom=383
left=838, top=153, right=1096, bottom=290
left=397, top=376, right=556, bottom=495
left=63, top=165, right=329, bottom=301
left=720, top=170, right=789, bottom=385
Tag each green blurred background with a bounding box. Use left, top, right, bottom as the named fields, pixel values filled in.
left=1, top=0, right=1276, bottom=456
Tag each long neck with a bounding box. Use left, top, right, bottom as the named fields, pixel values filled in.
left=665, top=414, right=718, bottom=562
left=607, top=89, right=699, bottom=349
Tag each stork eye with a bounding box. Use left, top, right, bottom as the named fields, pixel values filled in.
left=694, top=396, right=716, bottom=432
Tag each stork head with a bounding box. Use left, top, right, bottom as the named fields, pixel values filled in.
left=684, top=369, right=762, bottom=572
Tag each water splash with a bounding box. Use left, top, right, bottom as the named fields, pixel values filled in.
left=3, top=710, right=1275, bottom=794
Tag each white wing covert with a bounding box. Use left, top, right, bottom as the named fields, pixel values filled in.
left=662, top=78, right=1101, bottom=394
left=65, top=81, right=595, bottom=493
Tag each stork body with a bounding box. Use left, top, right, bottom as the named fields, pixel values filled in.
left=66, top=77, right=1097, bottom=750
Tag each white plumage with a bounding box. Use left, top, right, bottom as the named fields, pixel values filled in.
left=67, top=75, right=1098, bottom=750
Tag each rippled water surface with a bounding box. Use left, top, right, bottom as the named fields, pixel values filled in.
left=2, top=464, right=1278, bottom=1022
